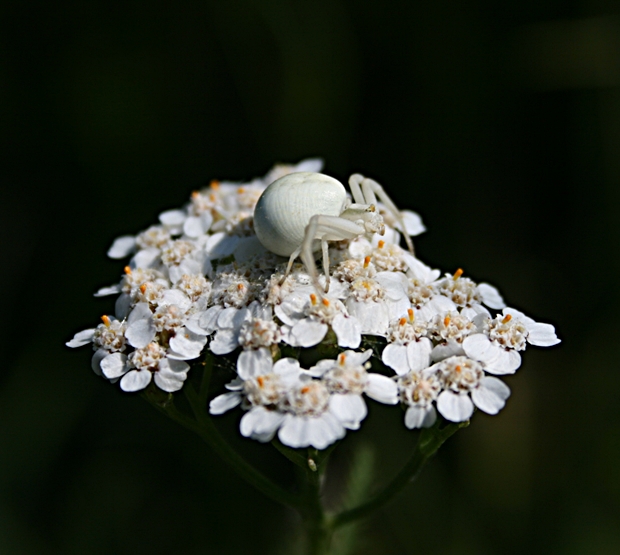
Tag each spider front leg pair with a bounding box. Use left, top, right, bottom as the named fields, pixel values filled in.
left=253, top=171, right=414, bottom=293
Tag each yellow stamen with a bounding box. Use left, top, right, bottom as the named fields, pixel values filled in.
left=363, top=256, right=371, bottom=268
left=210, top=179, right=220, bottom=190
left=101, top=315, right=111, bottom=327
left=407, top=308, right=414, bottom=322
left=378, top=240, right=385, bottom=249
left=362, top=281, right=371, bottom=290
left=455, top=365, right=462, bottom=373
left=237, top=283, right=245, bottom=290
left=453, top=268, right=463, bottom=280
left=237, top=187, right=245, bottom=194
left=257, top=376, right=264, bottom=388
left=310, top=293, right=318, bottom=305
left=502, top=314, right=512, bottom=324
left=369, top=204, right=376, bottom=212
left=399, top=317, right=407, bottom=326
left=209, top=193, right=216, bottom=202
left=191, top=190, right=200, bottom=199
left=124, top=266, right=132, bottom=275
left=322, top=298, right=330, bottom=307
left=444, top=316, right=451, bottom=327
left=140, top=284, right=147, bottom=294
left=300, top=386, right=310, bottom=394
left=338, top=353, right=347, bottom=365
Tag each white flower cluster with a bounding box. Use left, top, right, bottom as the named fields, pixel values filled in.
left=67, top=159, right=560, bottom=450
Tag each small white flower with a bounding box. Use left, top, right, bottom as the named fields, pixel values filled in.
left=435, top=356, right=511, bottom=422
left=462, top=307, right=560, bottom=375
left=398, top=368, right=443, bottom=429
left=434, top=269, right=505, bottom=310
left=101, top=342, right=190, bottom=393
left=308, top=350, right=398, bottom=430
left=382, top=309, right=432, bottom=376
left=277, top=292, right=362, bottom=349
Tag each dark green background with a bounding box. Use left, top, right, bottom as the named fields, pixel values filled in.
left=1, top=1, right=618, bottom=554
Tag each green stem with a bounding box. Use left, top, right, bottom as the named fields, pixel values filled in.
left=332, top=420, right=467, bottom=529
left=301, top=450, right=331, bottom=555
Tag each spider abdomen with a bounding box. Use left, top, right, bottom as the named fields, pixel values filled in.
left=254, top=172, right=347, bottom=257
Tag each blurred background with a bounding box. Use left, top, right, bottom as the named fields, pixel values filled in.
left=1, top=1, right=618, bottom=554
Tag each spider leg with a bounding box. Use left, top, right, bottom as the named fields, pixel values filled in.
left=280, top=245, right=302, bottom=284
left=359, top=176, right=414, bottom=255
left=348, top=173, right=373, bottom=205
left=322, top=240, right=330, bottom=291
left=301, top=214, right=364, bottom=293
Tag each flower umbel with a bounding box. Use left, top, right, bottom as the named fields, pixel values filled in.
left=67, top=158, right=559, bottom=443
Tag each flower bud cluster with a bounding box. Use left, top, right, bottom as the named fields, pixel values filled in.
left=67, top=159, right=560, bottom=449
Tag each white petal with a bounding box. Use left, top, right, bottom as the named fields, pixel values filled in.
left=127, top=302, right=153, bottom=324
left=210, top=392, right=242, bottom=415
left=291, top=319, right=328, bottom=348
left=94, top=285, right=121, bottom=297
left=169, top=260, right=198, bottom=284
left=91, top=349, right=107, bottom=375
left=375, top=271, right=409, bottom=300
left=184, top=313, right=210, bottom=336
left=183, top=216, right=208, bottom=238
left=484, top=349, right=522, bottom=375
left=346, top=300, right=389, bottom=335
left=503, top=307, right=535, bottom=326
left=66, top=328, right=95, bottom=348
left=154, top=366, right=188, bottom=392
left=402, top=254, right=439, bottom=284
left=159, top=209, right=187, bottom=228
left=254, top=410, right=285, bottom=437
left=329, top=394, right=367, bottom=428
left=115, top=293, right=132, bottom=320
left=131, top=248, right=161, bottom=269
left=159, top=289, right=191, bottom=311
left=382, top=344, right=409, bottom=375
left=472, top=377, right=510, bottom=415
left=125, top=319, right=156, bottom=349
left=527, top=323, right=560, bottom=347
left=248, top=300, right=272, bottom=321
left=199, top=305, right=224, bottom=333
left=120, top=369, right=152, bottom=392
left=237, top=348, right=273, bottom=380
left=306, top=416, right=341, bottom=449
left=344, top=349, right=373, bottom=366
left=401, top=210, right=426, bottom=236
left=431, top=340, right=465, bottom=362
left=462, top=334, right=500, bottom=364
left=405, top=405, right=436, bottom=429
left=291, top=158, right=324, bottom=173
left=272, top=357, right=302, bottom=382
left=437, top=391, right=474, bottom=422
left=278, top=414, right=309, bottom=448
left=107, top=236, right=136, bottom=259
left=275, top=295, right=308, bottom=326
left=365, top=373, right=398, bottom=404
left=407, top=338, right=432, bottom=372
left=233, top=236, right=269, bottom=263
left=348, top=237, right=371, bottom=259
left=209, top=329, right=239, bottom=355
left=207, top=233, right=240, bottom=258
left=217, top=306, right=250, bottom=330
left=477, top=283, right=505, bottom=309
left=169, top=329, right=207, bottom=359
left=332, top=314, right=362, bottom=349
left=240, top=407, right=264, bottom=437
left=100, top=352, right=128, bottom=379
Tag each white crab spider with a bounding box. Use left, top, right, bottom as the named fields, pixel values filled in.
left=253, top=172, right=414, bottom=291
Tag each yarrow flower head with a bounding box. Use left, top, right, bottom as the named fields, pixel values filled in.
left=67, top=158, right=560, bottom=450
